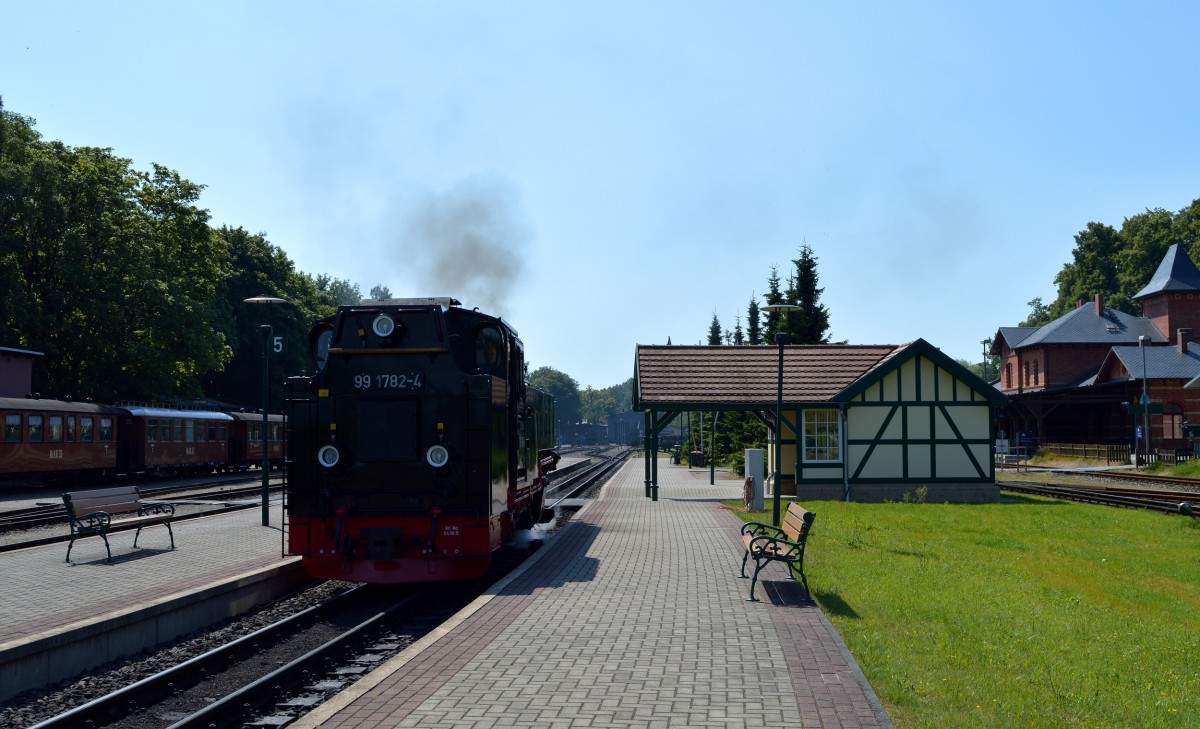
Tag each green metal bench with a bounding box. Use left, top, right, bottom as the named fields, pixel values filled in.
left=739, top=501, right=816, bottom=602
left=62, top=485, right=176, bottom=563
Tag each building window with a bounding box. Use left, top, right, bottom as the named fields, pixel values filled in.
left=1033, top=360, right=1040, bottom=386
left=1024, top=362, right=1030, bottom=386
left=802, top=409, right=842, bottom=463
left=1005, top=363, right=1012, bottom=388
left=1165, top=414, right=1183, bottom=440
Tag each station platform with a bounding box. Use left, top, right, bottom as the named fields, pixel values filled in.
left=0, top=503, right=306, bottom=702
left=294, top=459, right=892, bottom=729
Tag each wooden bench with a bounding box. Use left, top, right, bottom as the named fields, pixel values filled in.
left=739, top=502, right=816, bottom=602
left=62, top=485, right=176, bottom=563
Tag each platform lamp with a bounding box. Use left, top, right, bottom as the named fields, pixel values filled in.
left=244, top=295, right=288, bottom=526
left=1140, top=335, right=1150, bottom=465
left=761, top=303, right=802, bottom=526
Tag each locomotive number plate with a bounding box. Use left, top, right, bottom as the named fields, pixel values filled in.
left=354, top=373, right=424, bottom=390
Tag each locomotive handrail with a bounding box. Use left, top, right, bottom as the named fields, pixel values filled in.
left=327, top=347, right=449, bottom=355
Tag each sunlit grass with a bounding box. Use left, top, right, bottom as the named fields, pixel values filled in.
left=732, top=495, right=1200, bottom=728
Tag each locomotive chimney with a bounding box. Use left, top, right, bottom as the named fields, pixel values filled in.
left=1095, top=293, right=1103, bottom=316
left=1179, top=328, right=1192, bottom=353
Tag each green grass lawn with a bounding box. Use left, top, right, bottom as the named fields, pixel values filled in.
left=734, top=494, right=1200, bottom=728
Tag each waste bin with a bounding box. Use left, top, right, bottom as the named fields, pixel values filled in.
left=689, top=451, right=705, bottom=468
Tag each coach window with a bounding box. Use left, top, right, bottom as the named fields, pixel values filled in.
left=160, top=419, right=170, bottom=442
left=173, top=419, right=183, bottom=442
left=28, top=415, right=44, bottom=442
left=48, top=416, right=64, bottom=442
left=80, top=417, right=94, bottom=442
left=4, top=414, right=20, bottom=442
left=66, top=416, right=76, bottom=442
left=208, top=421, right=217, bottom=441
left=147, top=418, right=157, bottom=443
left=99, top=418, right=113, bottom=442
left=186, top=419, right=196, bottom=442
left=219, top=423, right=227, bottom=443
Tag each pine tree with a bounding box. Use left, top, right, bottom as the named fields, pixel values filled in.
left=707, top=314, right=723, bottom=345
left=763, top=266, right=783, bottom=342
left=746, top=295, right=761, bottom=345
left=791, top=244, right=830, bottom=344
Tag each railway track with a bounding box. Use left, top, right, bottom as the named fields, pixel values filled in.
left=1002, top=480, right=1199, bottom=515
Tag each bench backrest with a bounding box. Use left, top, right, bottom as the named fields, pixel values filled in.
left=782, top=503, right=816, bottom=543
left=62, top=485, right=143, bottom=518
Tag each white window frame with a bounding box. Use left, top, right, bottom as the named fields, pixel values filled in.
left=802, top=409, right=842, bottom=464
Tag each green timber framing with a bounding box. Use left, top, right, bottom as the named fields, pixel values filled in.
left=632, top=339, right=1008, bottom=502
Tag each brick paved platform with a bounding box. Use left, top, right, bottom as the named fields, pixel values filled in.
left=0, top=503, right=303, bottom=701
left=294, top=457, right=892, bottom=729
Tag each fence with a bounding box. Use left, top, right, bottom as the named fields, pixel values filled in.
left=1040, top=443, right=1130, bottom=465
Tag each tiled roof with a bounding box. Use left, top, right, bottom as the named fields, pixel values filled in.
left=633, top=344, right=902, bottom=408
left=1133, top=244, right=1200, bottom=299
left=1016, top=304, right=1165, bottom=349
left=1100, top=342, right=1200, bottom=381
left=996, top=327, right=1038, bottom=349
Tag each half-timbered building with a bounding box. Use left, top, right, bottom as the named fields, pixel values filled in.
left=633, top=339, right=1006, bottom=503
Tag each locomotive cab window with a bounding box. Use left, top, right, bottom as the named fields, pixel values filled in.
left=475, top=326, right=505, bottom=374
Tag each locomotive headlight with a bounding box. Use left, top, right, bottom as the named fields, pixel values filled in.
left=425, top=444, right=450, bottom=468
left=317, top=444, right=341, bottom=468
left=372, top=314, right=396, bottom=338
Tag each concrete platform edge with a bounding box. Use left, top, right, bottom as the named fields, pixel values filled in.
left=0, top=557, right=309, bottom=704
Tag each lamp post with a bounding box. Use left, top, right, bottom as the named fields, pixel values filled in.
left=245, top=295, right=288, bottom=526
left=1140, top=335, right=1150, bottom=465
left=761, top=304, right=802, bottom=526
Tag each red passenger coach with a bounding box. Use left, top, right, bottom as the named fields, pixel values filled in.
left=0, top=397, right=123, bottom=480
left=227, top=412, right=286, bottom=471
left=117, top=406, right=233, bottom=475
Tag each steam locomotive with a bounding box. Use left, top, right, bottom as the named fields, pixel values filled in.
left=284, top=298, right=558, bottom=584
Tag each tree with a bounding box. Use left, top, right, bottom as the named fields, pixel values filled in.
left=369, top=284, right=392, bottom=299
left=787, top=243, right=831, bottom=344
left=316, top=275, right=361, bottom=306
left=763, top=266, right=784, bottom=342
left=580, top=386, right=617, bottom=425
left=1020, top=297, right=1054, bottom=327
left=707, top=314, right=723, bottom=345
left=528, top=366, right=581, bottom=432
left=746, top=295, right=762, bottom=345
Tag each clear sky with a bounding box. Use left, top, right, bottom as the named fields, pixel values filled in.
left=5, top=2, right=1200, bottom=390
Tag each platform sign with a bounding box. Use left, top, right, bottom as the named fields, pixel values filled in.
left=1129, top=403, right=1164, bottom=415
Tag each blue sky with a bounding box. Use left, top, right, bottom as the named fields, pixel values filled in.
left=5, top=2, right=1200, bottom=390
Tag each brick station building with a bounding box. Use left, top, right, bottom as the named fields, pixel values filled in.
left=992, top=244, right=1200, bottom=451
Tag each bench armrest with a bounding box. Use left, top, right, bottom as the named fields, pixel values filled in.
left=139, top=502, right=175, bottom=518
left=72, top=511, right=112, bottom=531
left=748, top=534, right=805, bottom=560
left=741, top=520, right=785, bottom=539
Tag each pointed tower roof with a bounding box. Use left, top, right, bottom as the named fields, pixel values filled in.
left=1133, top=244, right=1200, bottom=299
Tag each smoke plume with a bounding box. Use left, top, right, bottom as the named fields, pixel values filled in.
left=400, top=175, right=530, bottom=313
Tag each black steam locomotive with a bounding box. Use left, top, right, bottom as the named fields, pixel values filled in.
left=284, top=297, right=558, bottom=584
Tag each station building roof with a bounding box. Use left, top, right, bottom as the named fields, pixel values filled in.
left=1133, top=243, right=1200, bottom=300
left=633, top=338, right=1005, bottom=411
